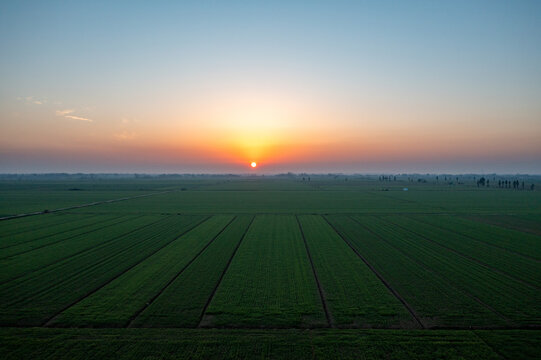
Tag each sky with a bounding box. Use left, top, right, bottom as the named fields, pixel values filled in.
left=1, top=0, right=540, bottom=174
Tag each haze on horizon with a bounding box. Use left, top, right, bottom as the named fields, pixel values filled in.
left=1, top=1, right=540, bottom=174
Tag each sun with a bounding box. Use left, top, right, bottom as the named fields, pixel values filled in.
left=250, top=162, right=257, bottom=168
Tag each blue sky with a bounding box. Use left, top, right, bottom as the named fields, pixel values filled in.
left=1, top=1, right=540, bottom=173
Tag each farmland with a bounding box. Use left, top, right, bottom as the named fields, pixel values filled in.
left=0, top=175, right=540, bottom=359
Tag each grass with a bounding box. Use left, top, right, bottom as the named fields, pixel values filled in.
left=0, top=214, right=114, bottom=257
left=420, top=214, right=541, bottom=259
left=0, top=176, right=540, bottom=358
left=132, top=215, right=254, bottom=327
left=0, top=213, right=100, bottom=240
left=0, top=215, right=151, bottom=283
left=51, top=216, right=234, bottom=327
left=0, top=215, right=204, bottom=325
left=366, top=215, right=541, bottom=326
left=298, top=215, right=415, bottom=328
left=389, top=215, right=541, bottom=288
left=203, top=215, right=327, bottom=328
left=2, top=327, right=540, bottom=359
left=483, top=214, right=541, bottom=235
left=326, top=215, right=507, bottom=328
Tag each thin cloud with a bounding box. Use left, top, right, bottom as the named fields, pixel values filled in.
left=56, top=109, right=93, bottom=122
left=56, top=109, right=74, bottom=116
left=65, top=115, right=93, bottom=122
left=18, top=96, right=46, bottom=105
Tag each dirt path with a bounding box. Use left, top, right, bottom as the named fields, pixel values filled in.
left=0, top=190, right=175, bottom=221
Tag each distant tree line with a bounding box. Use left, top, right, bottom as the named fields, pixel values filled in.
left=378, top=176, right=396, bottom=181
left=477, top=177, right=534, bottom=190
left=373, top=174, right=537, bottom=191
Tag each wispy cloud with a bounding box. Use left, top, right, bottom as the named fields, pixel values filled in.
left=56, top=109, right=93, bottom=122
left=65, top=115, right=93, bottom=122
left=17, top=96, right=93, bottom=121
left=56, top=109, right=74, bottom=116
left=18, top=96, right=47, bottom=105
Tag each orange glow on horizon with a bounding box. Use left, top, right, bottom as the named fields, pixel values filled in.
left=8, top=89, right=536, bottom=173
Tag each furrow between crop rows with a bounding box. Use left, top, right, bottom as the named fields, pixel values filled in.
left=201, top=215, right=327, bottom=328
left=296, top=215, right=334, bottom=328
left=0, top=214, right=133, bottom=260
left=323, top=215, right=425, bottom=329
left=125, top=216, right=238, bottom=327
left=49, top=216, right=234, bottom=327
left=298, top=215, right=416, bottom=328
left=348, top=216, right=515, bottom=327
left=0, top=215, right=206, bottom=326
left=384, top=216, right=540, bottom=290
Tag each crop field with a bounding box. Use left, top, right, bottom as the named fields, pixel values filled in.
left=0, top=175, right=540, bottom=359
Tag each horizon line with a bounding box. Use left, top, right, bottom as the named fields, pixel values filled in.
left=1, top=172, right=540, bottom=177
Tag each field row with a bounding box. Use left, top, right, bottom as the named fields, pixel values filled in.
left=0, top=189, right=153, bottom=218
left=1, top=213, right=539, bottom=328
left=2, top=328, right=540, bottom=360
left=60, top=188, right=541, bottom=215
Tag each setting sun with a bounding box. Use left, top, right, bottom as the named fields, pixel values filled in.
left=251, top=162, right=257, bottom=168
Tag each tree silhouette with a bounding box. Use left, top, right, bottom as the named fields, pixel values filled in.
left=477, top=177, right=486, bottom=187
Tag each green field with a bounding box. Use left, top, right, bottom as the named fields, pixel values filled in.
left=1, top=175, right=540, bottom=359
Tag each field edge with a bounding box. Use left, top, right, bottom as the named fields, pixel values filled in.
left=1, top=327, right=540, bottom=359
